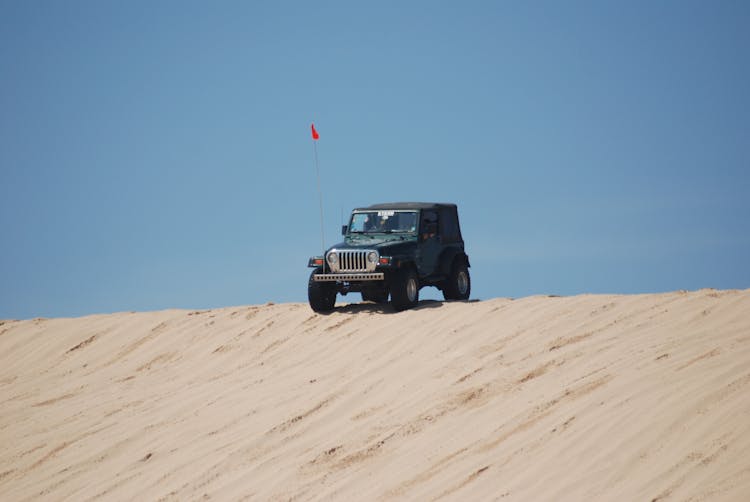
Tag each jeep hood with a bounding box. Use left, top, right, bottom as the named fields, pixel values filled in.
left=330, top=235, right=417, bottom=254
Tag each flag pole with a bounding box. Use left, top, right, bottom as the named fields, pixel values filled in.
left=311, top=124, right=325, bottom=273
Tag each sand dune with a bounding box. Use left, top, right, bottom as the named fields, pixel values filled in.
left=1, top=289, right=749, bottom=501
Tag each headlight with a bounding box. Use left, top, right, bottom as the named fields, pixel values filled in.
left=327, top=252, right=338, bottom=264
left=367, top=251, right=378, bottom=263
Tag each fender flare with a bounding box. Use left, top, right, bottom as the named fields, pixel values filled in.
left=438, top=249, right=469, bottom=276
left=394, top=259, right=417, bottom=271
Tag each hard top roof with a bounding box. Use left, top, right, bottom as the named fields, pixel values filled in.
left=354, top=202, right=457, bottom=211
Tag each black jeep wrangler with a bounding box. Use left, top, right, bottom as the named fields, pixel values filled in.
left=307, top=202, right=470, bottom=312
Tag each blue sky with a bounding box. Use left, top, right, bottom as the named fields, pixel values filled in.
left=1, top=1, right=749, bottom=319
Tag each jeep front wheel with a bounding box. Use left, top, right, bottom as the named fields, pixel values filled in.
left=308, top=269, right=336, bottom=313
left=390, top=268, right=419, bottom=311
left=443, top=258, right=471, bottom=300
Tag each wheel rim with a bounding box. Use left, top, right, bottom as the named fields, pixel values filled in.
left=407, top=277, right=417, bottom=302
left=457, top=271, right=468, bottom=295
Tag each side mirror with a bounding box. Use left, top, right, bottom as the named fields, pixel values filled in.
left=341, top=225, right=348, bottom=235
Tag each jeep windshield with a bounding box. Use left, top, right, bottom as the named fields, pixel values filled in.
left=349, top=210, right=418, bottom=234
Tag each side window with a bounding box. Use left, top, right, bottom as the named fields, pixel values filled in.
left=421, top=210, right=439, bottom=240
left=440, top=208, right=460, bottom=243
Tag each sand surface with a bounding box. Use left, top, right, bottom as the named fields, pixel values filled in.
left=1, top=289, right=749, bottom=501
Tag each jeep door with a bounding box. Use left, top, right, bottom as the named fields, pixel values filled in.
left=417, top=210, right=441, bottom=277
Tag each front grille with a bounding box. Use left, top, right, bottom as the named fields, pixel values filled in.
left=340, top=250, right=366, bottom=271
left=329, top=249, right=377, bottom=272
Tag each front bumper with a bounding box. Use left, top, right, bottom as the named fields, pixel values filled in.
left=313, top=272, right=385, bottom=282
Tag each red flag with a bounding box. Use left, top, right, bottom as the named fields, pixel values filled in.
left=311, top=123, right=320, bottom=140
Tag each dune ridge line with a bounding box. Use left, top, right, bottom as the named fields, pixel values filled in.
left=1, top=289, right=749, bottom=500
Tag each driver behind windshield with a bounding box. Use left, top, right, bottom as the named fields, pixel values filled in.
left=354, top=211, right=417, bottom=233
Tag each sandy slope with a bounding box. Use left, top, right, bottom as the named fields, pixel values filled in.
left=1, top=289, right=749, bottom=501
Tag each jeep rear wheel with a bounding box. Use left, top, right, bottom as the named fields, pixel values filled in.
left=390, top=268, right=419, bottom=311
left=308, top=269, right=336, bottom=313
left=443, top=258, right=471, bottom=300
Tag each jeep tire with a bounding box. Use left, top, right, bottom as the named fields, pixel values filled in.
left=390, top=267, right=419, bottom=311
left=308, top=269, right=336, bottom=313
left=443, top=258, right=471, bottom=301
